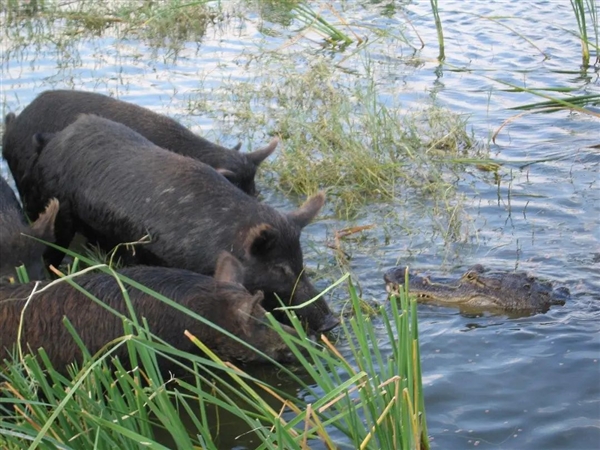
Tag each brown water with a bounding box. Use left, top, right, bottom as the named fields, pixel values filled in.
left=1, top=1, right=599, bottom=448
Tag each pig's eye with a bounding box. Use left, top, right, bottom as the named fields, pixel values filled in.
left=1, top=276, right=16, bottom=285
left=274, top=264, right=293, bottom=277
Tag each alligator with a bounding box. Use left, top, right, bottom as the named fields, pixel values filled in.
left=384, top=264, right=569, bottom=314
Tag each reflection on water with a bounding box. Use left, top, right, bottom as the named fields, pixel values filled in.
left=1, top=1, right=599, bottom=448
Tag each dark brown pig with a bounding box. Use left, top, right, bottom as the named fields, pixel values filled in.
left=0, top=176, right=58, bottom=283
left=0, top=252, right=300, bottom=372
left=2, top=90, right=276, bottom=215
left=29, top=114, right=339, bottom=333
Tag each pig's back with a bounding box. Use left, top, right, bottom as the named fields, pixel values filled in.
left=35, top=115, right=260, bottom=271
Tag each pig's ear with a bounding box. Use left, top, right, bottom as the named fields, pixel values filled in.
left=216, top=168, right=236, bottom=182
left=244, top=223, right=279, bottom=258
left=214, top=251, right=244, bottom=285
left=231, top=142, right=242, bottom=152
left=287, top=192, right=325, bottom=229
left=30, top=198, right=59, bottom=242
left=246, top=137, right=278, bottom=167
left=237, top=291, right=264, bottom=336
left=4, top=112, right=16, bottom=127
left=32, top=132, right=56, bottom=154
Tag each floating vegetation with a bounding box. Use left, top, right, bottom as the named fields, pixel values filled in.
left=291, top=2, right=355, bottom=47
left=1, top=0, right=217, bottom=54
left=493, top=84, right=600, bottom=142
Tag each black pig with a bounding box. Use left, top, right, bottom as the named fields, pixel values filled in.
left=30, top=114, right=339, bottom=333
left=2, top=90, right=276, bottom=214
left=0, top=252, right=299, bottom=372
left=0, top=176, right=58, bottom=283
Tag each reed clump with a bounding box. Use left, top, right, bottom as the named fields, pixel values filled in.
left=0, top=254, right=428, bottom=449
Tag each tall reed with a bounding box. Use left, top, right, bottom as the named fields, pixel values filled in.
left=570, top=0, right=600, bottom=67
left=292, top=2, right=353, bottom=46
left=429, top=0, right=445, bottom=60
left=0, top=253, right=428, bottom=449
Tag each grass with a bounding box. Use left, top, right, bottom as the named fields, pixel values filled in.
left=1, top=0, right=217, bottom=55
left=0, top=1, right=358, bottom=56
left=185, top=53, right=490, bottom=253
left=570, top=0, right=600, bottom=67
left=188, top=58, right=487, bottom=221
left=429, top=0, right=444, bottom=60
left=492, top=83, right=600, bottom=142
left=0, top=252, right=428, bottom=449
left=291, top=2, right=354, bottom=48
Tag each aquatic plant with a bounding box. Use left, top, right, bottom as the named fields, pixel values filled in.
left=429, top=0, right=445, bottom=60
left=492, top=83, right=600, bottom=142
left=1, top=0, right=217, bottom=55
left=190, top=58, right=484, bottom=220
left=570, top=0, right=600, bottom=67
left=291, top=2, right=354, bottom=47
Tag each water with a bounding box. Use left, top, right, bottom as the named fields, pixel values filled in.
left=1, top=1, right=599, bottom=448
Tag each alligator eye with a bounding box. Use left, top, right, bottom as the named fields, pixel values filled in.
left=464, top=272, right=478, bottom=281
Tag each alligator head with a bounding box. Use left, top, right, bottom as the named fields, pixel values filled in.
left=384, top=264, right=569, bottom=314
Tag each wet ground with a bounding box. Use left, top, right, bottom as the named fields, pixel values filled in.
left=1, top=1, right=599, bottom=448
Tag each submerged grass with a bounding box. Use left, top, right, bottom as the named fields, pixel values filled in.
left=508, top=91, right=600, bottom=116
left=1, top=251, right=428, bottom=449
left=190, top=58, right=486, bottom=221
left=1, top=0, right=217, bottom=54
left=1, top=0, right=357, bottom=55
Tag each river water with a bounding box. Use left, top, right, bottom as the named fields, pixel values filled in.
left=1, top=1, right=599, bottom=449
